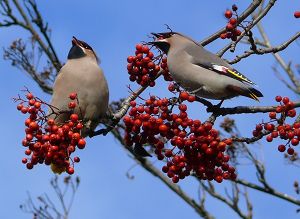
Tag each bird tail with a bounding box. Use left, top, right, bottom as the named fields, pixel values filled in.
left=227, top=85, right=263, bottom=102
left=246, top=87, right=263, bottom=102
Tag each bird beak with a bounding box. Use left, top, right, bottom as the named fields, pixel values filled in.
left=151, top=32, right=163, bottom=38
left=72, top=36, right=80, bottom=46
left=148, top=33, right=168, bottom=45
left=148, top=39, right=168, bottom=46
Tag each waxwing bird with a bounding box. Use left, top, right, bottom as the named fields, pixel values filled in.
left=149, top=32, right=263, bottom=102
left=50, top=36, right=109, bottom=137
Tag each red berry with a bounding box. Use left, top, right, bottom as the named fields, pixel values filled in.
left=294, top=11, right=300, bottom=18
left=74, top=156, right=80, bottom=162
left=142, top=46, right=150, bottom=54
left=25, top=149, right=31, bottom=155
left=234, top=29, right=242, bottom=36
left=26, top=93, right=34, bottom=100
left=226, top=23, right=234, bottom=31
left=21, top=107, right=28, bottom=114
left=136, top=44, right=143, bottom=51
left=269, top=112, right=276, bottom=119
left=256, top=124, right=263, bottom=131
left=188, top=95, right=196, bottom=102
left=288, top=109, right=296, bottom=118
left=287, top=147, right=295, bottom=155
left=159, top=124, right=168, bottom=133
left=22, top=158, right=28, bottom=164
left=26, top=163, right=33, bottom=169
left=179, top=92, right=189, bottom=101
left=28, top=99, right=35, bottom=106
left=278, top=144, right=286, bottom=152
left=76, top=123, right=83, bottom=129
left=162, top=166, right=169, bottom=173
left=34, top=101, right=41, bottom=109
left=67, top=167, right=75, bottom=174
left=220, top=33, right=227, bottom=39
left=224, top=10, right=233, bottom=19
left=17, top=104, right=23, bottom=110
left=29, top=121, right=39, bottom=130
left=168, top=83, right=175, bottom=92
left=266, top=135, right=273, bottom=142
left=69, top=92, right=77, bottom=100
left=282, top=97, right=289, bottom=104
left=229, top=18, right=237, bottom=26
left=47, top=119, right=55, bottom=126
left=127, top=56, right=134, bottom=63
left=72, top=133, right=80, bottom=141
left=70, top=113, right=79, bottom=122
left=275, top=95, right=282, bottom=102
left=179, top=104, right=187, bottom=111
left=291, top=138, right=299, bottom=146
left=68, top=101, right=76, bottom=109
left=232, top=4, right=238, bottom=11
left=77, top=138, right=86, bottom=149
left=215, top=175, right=223, bottom=183
left=172, top=176, right=179, bottom=183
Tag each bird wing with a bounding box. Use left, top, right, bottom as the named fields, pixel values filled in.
left=184, top=43, right=256, bottom=85
left=195, top=62, right=256, bottom=85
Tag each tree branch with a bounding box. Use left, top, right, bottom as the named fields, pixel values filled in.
left=229, top=32, right=300, bottom=64
left=200, top=0, right=264, bottom=46
left=217, top=0, right=277, bottom=56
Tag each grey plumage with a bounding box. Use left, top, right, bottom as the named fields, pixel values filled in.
left=50, top=37, right=109, bottom=137
left=150, top=32, right=263, bottom=101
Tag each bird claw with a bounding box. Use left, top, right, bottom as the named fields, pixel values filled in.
left=206, top=100, right=224, bottom=113
left=89, top=128, right=109, bottom=137
left=206, top=104, right=221, bottom=113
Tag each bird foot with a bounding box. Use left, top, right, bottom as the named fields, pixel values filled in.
left=89, top=116, right=119, bottom=138
left=206, top=100, right=224, bottom=113
left=89, top=128, right=109, bottom=137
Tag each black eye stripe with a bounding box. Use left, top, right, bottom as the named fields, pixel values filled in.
left=79, top=40, right=92, bottom=50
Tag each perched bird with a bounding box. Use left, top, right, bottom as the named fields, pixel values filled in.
left=149, top=32, right=263, bottom=102
left=50, top=36, right=109, bottom=137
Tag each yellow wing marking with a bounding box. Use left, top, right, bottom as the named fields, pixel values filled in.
left=226, top=68, right=255, bottom=85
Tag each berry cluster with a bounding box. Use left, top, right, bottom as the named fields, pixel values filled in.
left=253, top=96, right=298, bottom=155
left=123, top=90, right=236, bottom=183
left=295, top=11, right=300, bottom=18
left=127, top=44, right=172, bottom=87
left=220, top=5, right=242, bottom=41
left=16, top=91, right=85, bottom=174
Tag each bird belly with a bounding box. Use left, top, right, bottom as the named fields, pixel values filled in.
left=168, top=62, right=238, bottom=100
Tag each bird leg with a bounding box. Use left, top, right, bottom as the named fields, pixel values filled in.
left=195, top=96, right=214, bottom=108
left=206, top=99, right=224, bottom=113
left=88, top=112, right=118, bottom=137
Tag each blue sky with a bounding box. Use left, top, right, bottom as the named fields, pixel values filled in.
left=1, top=1, right=300, bottom=218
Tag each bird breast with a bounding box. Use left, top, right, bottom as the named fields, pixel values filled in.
left=50, top=57, right=109, bottom=122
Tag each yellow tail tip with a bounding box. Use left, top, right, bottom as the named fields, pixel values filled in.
left=249, top=93, right=260, bottom=102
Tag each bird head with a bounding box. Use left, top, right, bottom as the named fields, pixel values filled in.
left=67, top=36, right=99, bottom=63
left=149, top=32, right=193, bottom=54
left=148, top=32, right=177, bottom=54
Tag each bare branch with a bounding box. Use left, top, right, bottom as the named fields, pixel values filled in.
left=229, top=32, right=300, bottom=64
left=200, top=0, right=264, bottom=46
left=236, top=178, right=300, bottom=206
left=217, top=0, right=277, bottom=56
left=256, top=22, right=300, bottom=93
left=200, top=181, right=251, bottom=219
left=20, top=176, right=80, bottom=219
left=109, top=128, right=215, bottom=219
left=209, top=101, right=300, bottom=116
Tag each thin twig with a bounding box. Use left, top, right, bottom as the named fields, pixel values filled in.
left=200, top=0, right=264, bottom=46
